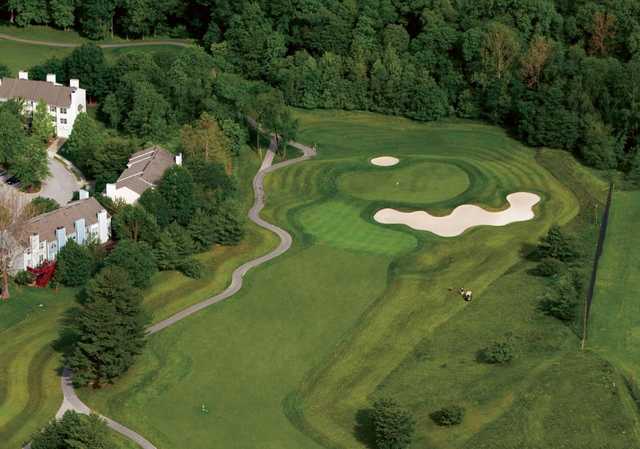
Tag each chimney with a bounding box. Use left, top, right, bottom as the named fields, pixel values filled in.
left=18, top=71, right=28, bottom=80
left=69, top=79, right=79, bottom=88
left=46, top=73, right=56, bottom=84
left=175, top=153, right=183, bottom=166
left=78, top=189, right=89, bottom=200
left=97, top=210, right=109, bottom=243
left=75, top=218, right=86, bottom=245
left=105, top=183, right=116, bottom=199
left=55, top=227, right=67, bottom=252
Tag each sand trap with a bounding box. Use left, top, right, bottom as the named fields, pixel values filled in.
left=371, top=156, right=399, bottom=167
left=374, top=192, right=541, bottom=237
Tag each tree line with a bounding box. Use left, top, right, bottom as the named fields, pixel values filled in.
left=4, top=1, right=640, bottom=180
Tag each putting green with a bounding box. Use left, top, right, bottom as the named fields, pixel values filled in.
left=338, top=160, right=470, bottom=204
left=297, top=199, right=417, bottom=255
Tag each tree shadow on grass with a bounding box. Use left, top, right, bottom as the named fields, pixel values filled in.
left=354, top=408, right=376, bottom=448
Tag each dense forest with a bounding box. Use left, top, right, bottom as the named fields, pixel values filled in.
left=3, top=0, right=640, bottom=179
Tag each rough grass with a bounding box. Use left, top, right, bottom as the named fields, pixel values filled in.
left=590, top=190, right=640, bottom=415
left=75, top=110, right=640, bottom=449
left=0, top=285, right=76, bottom=449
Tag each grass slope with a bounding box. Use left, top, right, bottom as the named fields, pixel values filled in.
left=0, top=285, right=76, bottom=448
left=590, top=191, right=640, bottom=385
left=77, top=110, right=637, bottom=449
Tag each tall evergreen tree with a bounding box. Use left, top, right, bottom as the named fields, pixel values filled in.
left=65, top=267, right=148, bottom=387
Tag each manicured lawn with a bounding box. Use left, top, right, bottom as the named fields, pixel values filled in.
left=590, top=191, right=640, bottom=381
left=0, top=285, right=76, bottom=449
left=78, top=110, right=637, bottom=449
left=0, top=23, right=193, bottom=45
left=338, top=159, right=470, bottom=204
left=0, top=39, right=185, bottom=76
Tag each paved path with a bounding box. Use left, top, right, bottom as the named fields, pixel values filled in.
left=45, top=138, right=316, bottom=448
left=0, top=33, right=191, bottom=48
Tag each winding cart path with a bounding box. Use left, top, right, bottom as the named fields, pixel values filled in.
left=42, top=139, right=316, bottom=449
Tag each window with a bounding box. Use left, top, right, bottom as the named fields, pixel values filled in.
left=78, top=104, right=84, bottom=112
left=60, top=107, right=67, bottom=114
left=49, top=106, right=56, bottom=113
left=60, top=118, right=67, bottom=125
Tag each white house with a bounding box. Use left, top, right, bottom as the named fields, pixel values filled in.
left=0, top=71, right=86, bottom=138
left=16, top=192, right=110, bottom=271
left=105, top=145, right=182, bottom=204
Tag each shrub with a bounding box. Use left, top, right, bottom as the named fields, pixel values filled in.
left=178, top=258, right=203, bottom=279
left=534, top=226, right=580, bottom=262
left=477, top=341, right=514, bottom=364
left=103, top=240, right=157, bottom=288
left=538, top=272, right=579, bottom=321
left=372, top=397, right=415, bottom=449
left=14, top=270, right=35, bottom=285
left=28, top=196, right=60, bottom=215
left=533, top=258, right=566, bottom=277
left=431, top=405, right=465, bottom=426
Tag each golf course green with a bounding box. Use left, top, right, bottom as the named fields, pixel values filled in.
left=73, top=110, right=637, bottom=449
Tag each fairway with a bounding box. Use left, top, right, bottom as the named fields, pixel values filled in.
left=590, top=191, right=640, bottom=380
left=76, top=110, right=638, bottom=449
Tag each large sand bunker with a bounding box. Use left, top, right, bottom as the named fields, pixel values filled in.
left=374, top=192, right=541, bottom=237
left=371, top=156, right=399, bottom=167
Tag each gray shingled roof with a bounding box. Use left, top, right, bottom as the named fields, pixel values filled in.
left=23, top=197, right=106, bottom=243
left=116, top=146, right=175, bottom=195
left=0, top=78, right=73, bottom=107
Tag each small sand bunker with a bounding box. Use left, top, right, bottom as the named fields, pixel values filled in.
left=371, top=156, right=399, bottom=167
left=374, top=192, right=541, bottom=237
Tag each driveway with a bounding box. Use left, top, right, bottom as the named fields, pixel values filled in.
left=39, top=156, right=81, bottom=205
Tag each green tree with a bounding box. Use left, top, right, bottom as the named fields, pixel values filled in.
left=157, top=166, right=195, bottom=226
left=31, top=100, right=55, bottom=144
left=0, top=63, right=10, bottom=78
left=63, top=44, right=111, bottom=99
left=581, top=115, right=618, bottom=169
left=112, top=205, right=159, bottom=244
left=62, top=112, right=105, bottom=174
left=153, top=229, right=180, bottom=270
left=210, top=200, right=244, bottom=245
left=65, top=266, right=147, bottom=386
left=224, top=2, right=286, bottom=78
left=54, top=240, right=95, bottom=286
left=31, top=411, right=112, bottom=449
left=181, top=113, right=233, bottom=172
left=12, top=137, right=49, bottom=188
left=188, top=210, right=215, bottom=251
left=77, top=0, right=118, bottom=39
left=124, top=80, right=171, bottom=139
left=0, top=109, right=26, bottom=165
left=535, top=225, right=580, bottom=262
left=372, top=398, right=415, bottom=449
left=48, top=0, right=77, bottom=29
left=104, top=240, right=157, bottom=288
